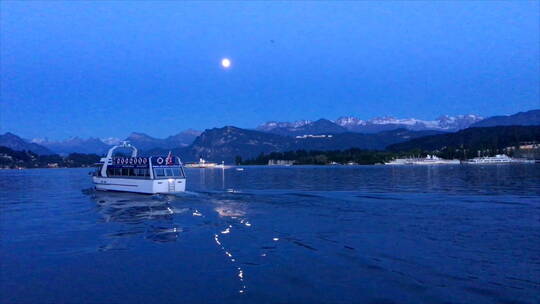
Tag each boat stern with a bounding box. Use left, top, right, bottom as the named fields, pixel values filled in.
left=153, top=178, right=186, bottom=194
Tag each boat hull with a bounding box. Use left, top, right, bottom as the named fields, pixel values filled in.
left=93, top=177, right=186, bottom=194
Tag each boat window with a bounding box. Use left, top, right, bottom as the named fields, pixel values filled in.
left=121, top=168, right=129, bottom=176
left=172, top=168, right=182, bottom=177
left=114, top=168, right=121, bottom=176
left=107, top=168, right=115, bottom=176
left=154, top=168, right=165, bottom=177
left=165, top=168, right=174, bottom=177
left=135, top=169, right=149, bottom=177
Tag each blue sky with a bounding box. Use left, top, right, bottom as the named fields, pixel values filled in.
left=1, top=1, right=539, bottom=140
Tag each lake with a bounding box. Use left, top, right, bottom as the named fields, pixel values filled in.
left=1, top=165, right=539, bottom=304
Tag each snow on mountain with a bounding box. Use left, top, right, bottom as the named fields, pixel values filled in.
left=334, top=115, right=483, bottom=131
left=101, top=137, right=121, bottom=145
left=257, top=120, right=312, bottom=132
left=258, top=114, right=484, bottom=135
left=334, top=117, right=366, bottom=127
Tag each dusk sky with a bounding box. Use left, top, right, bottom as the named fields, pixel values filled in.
left=1, top=1, right=539, bottom=140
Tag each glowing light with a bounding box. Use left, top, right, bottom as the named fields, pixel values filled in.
left=221, top=58, right=231, bottom=68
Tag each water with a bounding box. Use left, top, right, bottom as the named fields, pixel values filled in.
left=1, top=165, right=539, bottom=304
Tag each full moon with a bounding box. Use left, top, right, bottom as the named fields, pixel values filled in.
left=221, top=58, right=231, bottom=68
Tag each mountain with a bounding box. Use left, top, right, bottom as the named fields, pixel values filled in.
left=388, top=125, right=540, bottom=152
left=469, top=110, right=540, bottom=128
left=164, top=129, right=201, bottom=147
left=260, top=119, right=348, bottom=136
left=33, top=137, right=111, bottom=155
left=125, top=130, right=201, bottom=151
left=31, top=129, right=201, bottom=155
left=258, top=114, right=484, bottom=135
left=156, top=126, right=445, bottom=162
left=256, top=120, right=312, bottom=132
left=294, top=129, right=444, bottom=152
left=185, top=126, right=291, bottom=161
left=0, top=133, right=53, bottom=155
left=335, top=114, right=484, bottom=132
left=125, top=132, right=171, bottom=151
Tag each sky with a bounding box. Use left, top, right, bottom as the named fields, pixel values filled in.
left=1, top=1, right=539, bottom=140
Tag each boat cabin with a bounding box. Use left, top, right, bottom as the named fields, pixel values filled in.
left=92, top=141, right=187, bottom=194
left=93, top=142, right=185, bottom=180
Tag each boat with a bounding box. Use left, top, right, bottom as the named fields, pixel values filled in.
left=215, top=161, right=233, bottom=169
left=411, top=155, right=460, bottom=165
left=92, top=141, right=186, bottom=194
left=184, top=158, right=218, bottom=168
left=464, top=154, right=535, bottom=164
left=385, top=158, right=414, bottom=165
left=385, top=155, right=460, bottom=165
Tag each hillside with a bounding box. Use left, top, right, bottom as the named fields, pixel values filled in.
left=0, top=133, right=53, bottom=155
left=0, top=146, right=100, bottom=168
left=470, top=109, right=540, bottom=128
left=387, top=125, right=540, bottom=152
left=149, top=126, right=445, bottom=162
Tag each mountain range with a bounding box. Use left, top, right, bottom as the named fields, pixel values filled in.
left=28, top=129, right=201, bottom=155
left=469, top=110, right=540, bottom=128
left=150, top=127, right=445, bottom=162
left=258, top=114, right=484, bottom=135
left=1, top=109, right=538, bottom=159
left=0, top=133, right=53, bottom=155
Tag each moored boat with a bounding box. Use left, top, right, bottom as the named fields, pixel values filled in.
left=184, top=158, right=218, bottom=168
left=411, top=155, right=460, bottom=165
left=385, top=155, right=459, bottom=165
left=464, top=154, right=534, bottom=164
left=92, top=142, right=186, bottom=194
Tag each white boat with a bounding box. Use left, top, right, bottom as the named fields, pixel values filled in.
left=385, top=155, right=460, bottom=165
left=215, top=161, right=233, bottom=169
left=411, top=155, right=460, bottom=165
left=184, top=158, right=218, bottom=168
left=92, top=141, right=186, bottom=194
left=464, top=154, right=534, bottom=164
left=385, top=158, right=414, bottom=165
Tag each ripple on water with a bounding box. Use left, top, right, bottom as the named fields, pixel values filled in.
left=0, top=166, right=539, bottom=304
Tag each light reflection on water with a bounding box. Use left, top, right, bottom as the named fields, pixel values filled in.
left=91, top=187, right=255, bottom=295
left=1, top=165, right=539, bottom=304
left=92, top=192, right=183, bottom=244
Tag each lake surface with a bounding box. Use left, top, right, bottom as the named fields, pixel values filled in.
left=1, top=165, right=539, bottom=304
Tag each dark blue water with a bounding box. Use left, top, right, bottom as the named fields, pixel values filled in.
left=1, top=165, right=539, bottom=304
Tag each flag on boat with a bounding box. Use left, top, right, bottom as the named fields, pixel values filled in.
left=166, top=151, right=174, bottom=165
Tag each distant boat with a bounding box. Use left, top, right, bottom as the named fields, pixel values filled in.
left=184, top=158, right=218, bottom=168
left=92, top=141, right=186, bottom=194
left=215, top=161, right=233, bottom=169
left=412, top=155, right=460, bottom=165
left=385, top=155, right=459, bottom=165
left=464, top=154, right=534, bottom=164
left=385, top=158, right=414, bottom=165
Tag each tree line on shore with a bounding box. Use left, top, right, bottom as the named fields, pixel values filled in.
left=0, top=146, right=100, bottom=169
left=237, top=146, right=537, bottom=165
